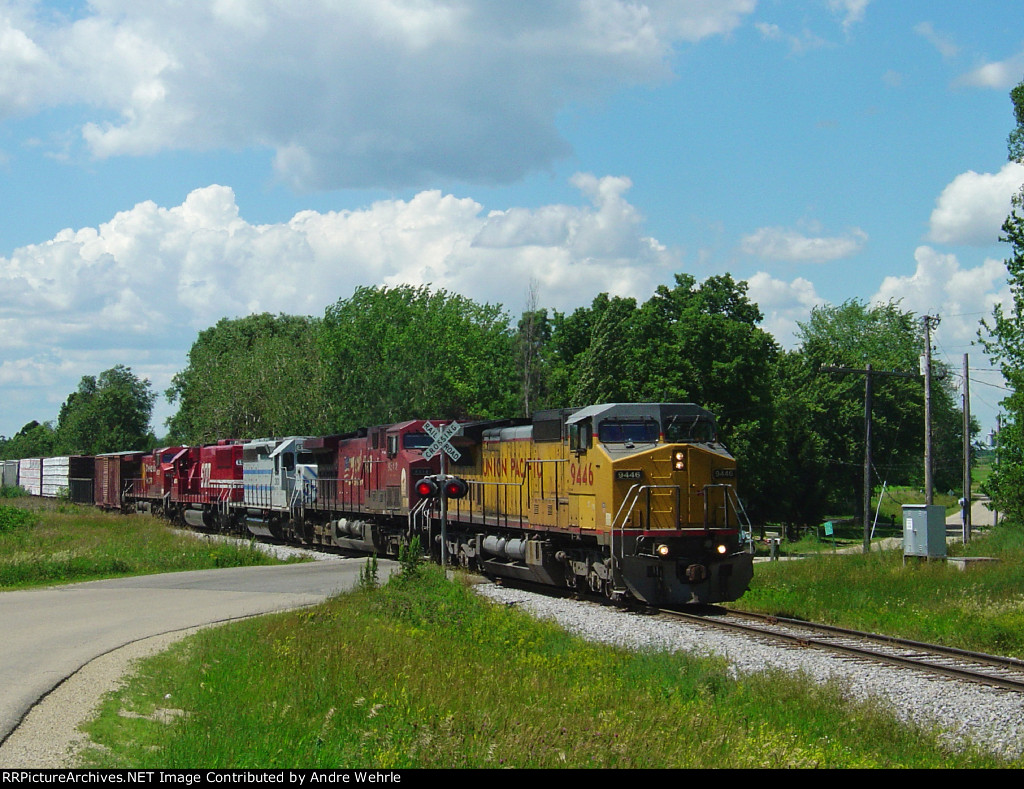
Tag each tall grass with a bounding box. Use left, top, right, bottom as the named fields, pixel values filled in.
left=78, top=566, right=1013, bottom=769
left=739, top=523, right=1024, bottom=657
left=0, top=497, right=303, bottom=589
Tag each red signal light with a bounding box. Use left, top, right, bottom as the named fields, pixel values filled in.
left=443, top=476, right=469, bottom=499
left=415, top=476, right=439, bottom=498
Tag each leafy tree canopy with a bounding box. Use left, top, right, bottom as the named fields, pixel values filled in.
left=319, top=285, right=518, bottom=431
left=0, top=421, right=57, bottom=460
left=55, top=365, right=156, bottom=455
left=980, top=78, right=1024, bottom=519
left=780, top=299, right=962, bottom=525
left=166, top=313, right=330, bottom=443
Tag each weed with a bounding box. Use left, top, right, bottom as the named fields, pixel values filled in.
left=0, top=485, right=28, bottom=499
left=0, top=504, right=35, bottom=533
left=397, top=536, right=423, bottom=579
left=358, top=554, right=380, bottom=591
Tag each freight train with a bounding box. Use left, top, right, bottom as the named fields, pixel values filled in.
left=3, top=402, right=754, bottom=606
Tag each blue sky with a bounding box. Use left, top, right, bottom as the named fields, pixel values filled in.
left=1, top=0, right=1022, bottom=442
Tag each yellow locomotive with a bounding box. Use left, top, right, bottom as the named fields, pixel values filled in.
left=436, top=403, right=754, bottom=606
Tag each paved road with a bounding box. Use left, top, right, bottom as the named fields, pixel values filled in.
left=0, top=559, right=395, bottom=747
left=945, top=496, right=999, bottom=528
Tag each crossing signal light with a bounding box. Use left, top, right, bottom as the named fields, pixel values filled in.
left=415, top=476, right=440, bottom=498
left=414, top=474, right=468, bottom=500
left=443, top=476, right=469, bottom=499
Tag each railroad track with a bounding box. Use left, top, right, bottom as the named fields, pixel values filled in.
left=660, top=607, right=1024, bottom=694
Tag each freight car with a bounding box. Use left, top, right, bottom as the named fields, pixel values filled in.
left=15, top=402, right=754, bottom=607
left=11, top=455, right=94, bottom=503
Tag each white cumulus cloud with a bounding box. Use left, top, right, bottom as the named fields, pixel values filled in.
left=740, top=225, right=868, bottom=263
left=0, top=174, right=679, bottom=435
left=957, top=51, right=1024, bottom=90
left=927, top=162, right=1024, bottom=245
left=873, top=245, right=1011, bottom=361
left=0, top=0, right=757, bottom=190
left=745, top=272, right=826, bottom=348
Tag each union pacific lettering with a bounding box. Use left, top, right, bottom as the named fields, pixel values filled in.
left=482, top=456, right=543, bottom=479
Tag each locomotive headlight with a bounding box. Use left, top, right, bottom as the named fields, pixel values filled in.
left=716, top=543, right=728, bottom=555
left=673, top=450, right=686, bottom=470
left=656, top=543, right=670, bottom=557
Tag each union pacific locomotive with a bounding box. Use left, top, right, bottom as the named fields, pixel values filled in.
left=11, top=402, right=755, bottom=606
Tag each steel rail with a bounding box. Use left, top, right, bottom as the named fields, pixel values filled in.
left=660, top=608, right=1024, bottom=694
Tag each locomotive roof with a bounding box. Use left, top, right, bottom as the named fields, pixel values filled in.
left=564, top=403, right=714, bottom=425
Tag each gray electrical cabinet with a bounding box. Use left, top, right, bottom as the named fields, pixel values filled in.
left=902, top=504, right=947, bottom=559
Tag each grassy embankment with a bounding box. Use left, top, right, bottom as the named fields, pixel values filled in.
left=743, top=464, right=1024, bottom=657
left=739, top=523, right=1024, bottom=658
left=0, top=491, right=302, bottom=589
left=78, top=558, right=1018, bottom=769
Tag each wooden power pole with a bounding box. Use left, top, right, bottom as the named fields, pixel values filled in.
left=922, top=315, right=941, bottom=505
left=962, top=354, right=972, bottom=544
left=822, top=365, right=917, bottom=553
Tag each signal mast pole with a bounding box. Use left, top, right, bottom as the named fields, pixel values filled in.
left=440, top=452, right=448, bottom=566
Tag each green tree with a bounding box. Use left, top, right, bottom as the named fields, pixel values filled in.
left=781, top=300, right=963, bottom=527
left=166, top=314, right=330, bottom=443
left=543, top=274, right=781, bottom=518
left=55, top=365, right=156, bottom=455
left=569, top=294, right=645, bottom=404
left=319, top=285, right=517, bottom=430
left=516, top=305, right=552, bottom=416
left=980, top=79, right=1024, bottom=519
left=0, top=421, right=57, bottom=460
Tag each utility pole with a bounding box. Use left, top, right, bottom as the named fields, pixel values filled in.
left=994, top=413, right=1001, bottom=527
left=922, top=315, right=941, bottom=505
left=962, top=354, right=972, bottom=544
left=822, top=364, right=917, bottom=553
left=864, top=363, right=873, bottom=555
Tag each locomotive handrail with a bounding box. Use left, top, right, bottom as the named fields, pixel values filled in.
left=703, top=484, right=733, bottom=531
left=408, top=496, right=433, bottom=536
left=724, top=485, right=754, bottom=546
left=464, top=479, right=526, bottom=529
left=609, top=484, right=683, bottom=566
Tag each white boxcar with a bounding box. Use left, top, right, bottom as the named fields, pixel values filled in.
left=18, top=458, right=42, bottom=496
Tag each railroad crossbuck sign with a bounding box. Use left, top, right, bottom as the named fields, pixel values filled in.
left=421, top=420, right=462, bottom=462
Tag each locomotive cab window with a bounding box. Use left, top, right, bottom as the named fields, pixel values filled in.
left=569, top=419, right=592, bottom=452
left=598, top=419, right=659, bottom=444
left=403, top=432, right=432, bottom=450
left=387, top=435, right=399, bottom=457
left=664, top=416, right=716, bottom=444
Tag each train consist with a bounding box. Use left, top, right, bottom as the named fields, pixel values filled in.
left=3, top=402, right=755, bottom=606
